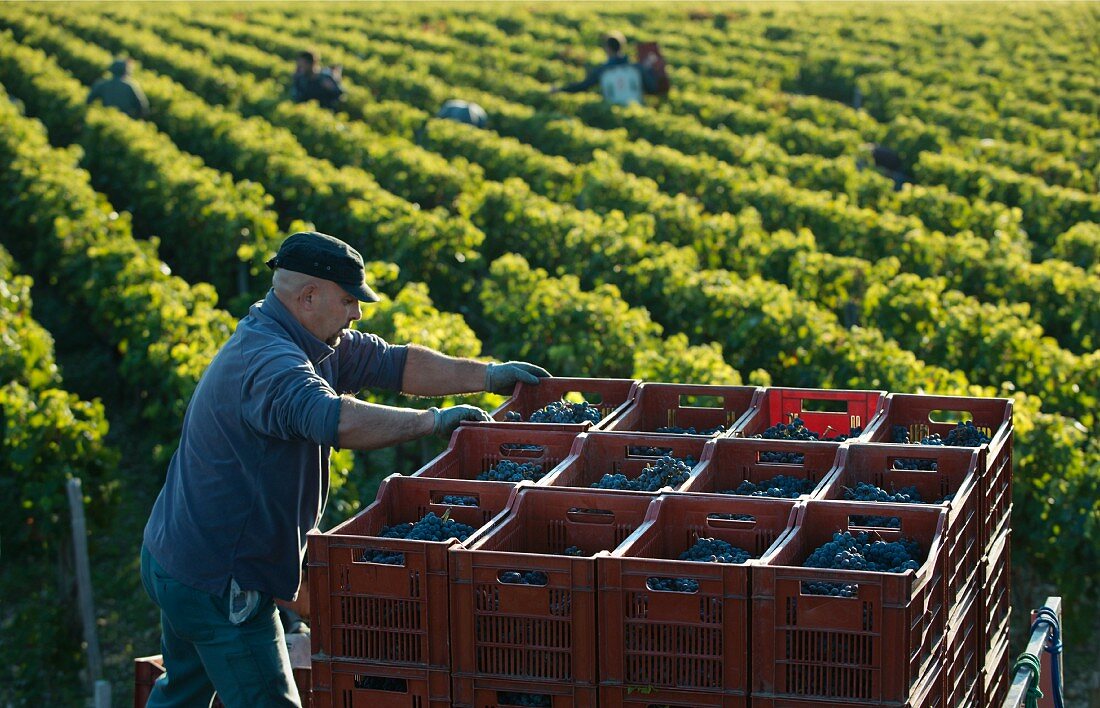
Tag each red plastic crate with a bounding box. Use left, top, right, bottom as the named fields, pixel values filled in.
left=818, top=444, right=981, bottom=611
left=452, top=675, right=598, bottom=707
left=680, top=437, right=841, bottom=500
left=479, top=377, right=640, bottom=430
left=410, top=425, right=580, bottom=484
left=731, top=387, right=884, bottom=440
left=599, top=495, right=798, bottom=697
left=861, top=393, right=1013, bottom=553
left=599, top=685, right=746, bottom=707
left=981, top=524, right=1011, bottom=663
left=307, top=475, right=518, bottom=673
left=540, top=431, right=711, bottom=491
left=944, top=585, right=981, bottom=708
left=135, top=655, right=310, bottom=707
left=599, top=382, right=760, bottom=436
left=752, top=501, right=948, bottom=704
left=981, top=633, right=1010, bottom=708
left=450, top=487, right=656, bottom=685
left=311, top=661, right=447, bottom=708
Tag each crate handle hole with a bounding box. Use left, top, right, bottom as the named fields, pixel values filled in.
left=927, top=409, right=975, bottom=424
left=626, top=445, right=673, bottom=458
left=353, top=674, right=408, bottom=692
left=355, top=548, right=406, bottom=566
left=707, top=512, right=756, bottom=526
left=498, top=569, right=548, bottom=586
left=848, top=514, right=903, bottom=530
left=800, top=580, right=859, bottom=597
left=566, top=507, right=615, bottom=524
left=431, top=492, right=480, bottom=507
left=498, top=691, right=552, bottom=706
left=499, top=442, right=546, bottom=458
left=799, top=398, right=849, bottom=413
left=562, top=390, right=603, bottom=405
left=756, top=449, right=806, bottom=465
left=647, top=576, right=700, bottom=593
left=679, top=393, right=725, bottom=409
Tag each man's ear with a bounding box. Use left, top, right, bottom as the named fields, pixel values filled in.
left=300, top=283, right=319, bottom=310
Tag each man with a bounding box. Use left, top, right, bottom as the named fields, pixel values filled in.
left=437, top=98, right=489, bottom=129
left=551, top=31, right=654, bottom=106
left=86, top=57, right=149, bottom=119
left=140, top=231, right=549, bottom=707
left=290, top=50, right=345, bottom=110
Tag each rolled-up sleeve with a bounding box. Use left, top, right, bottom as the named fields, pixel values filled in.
left=335, top=330, right=409, bottom=394
left=241, top=353, right=343, bottom=447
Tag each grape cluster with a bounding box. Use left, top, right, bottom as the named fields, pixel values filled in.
left=944, top=421, right=992, bottom=446
left=850, top=515, right=901, bottom=528
left=506, top=400, right=603, bottom=424
left=722, top=474, right=813, bottom=498
left=361, top=512, right=476, bottom=564
left=843, top=482, right=923, bottom=503
left=562, top=545, right=585, bottom=556
left=440, top=495, right=478, bottom=506
left=500, top=570, right=549, bottom=585
left=627, top=445, right=673, bottom=456
left=753, top=418, right=860, bottom=463
left=647, top=538, right=754, bottom=592
left=891, top=421, right=991, bottom=469
left=655, top=424, right=726, bottom=435
left=590, top=455, right=694, bottom=491
left=498, top=692, right=551, bottom=707
left=500, top=443, right=544, bottom=452
left=477, top=459, right=545, bottom=482
left=801, top=530, right=921, bottom=595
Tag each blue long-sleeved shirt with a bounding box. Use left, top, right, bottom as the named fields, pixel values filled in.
left=143, top=290, right=407, bottom=600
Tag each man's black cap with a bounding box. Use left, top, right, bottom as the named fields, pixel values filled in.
left=265, top=231, right=380, bottom=303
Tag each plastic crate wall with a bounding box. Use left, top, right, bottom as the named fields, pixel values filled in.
left=311, top=661, right=446, bottom=708
left=410, top=425, right=580, bottom=484
left=751, top=502, right=948, bottom=704
left=599, top=494, right=798, bottom=698
left=540, top=431, right=711, bottom=491
left=818, top=443, right=982, bottom=610
left=307, top=476, right=517, bottom=672
left=731, top=387, right=885, bottom=439
left=680, top=437, right=841, bottom=500
left=452, top=676, right=598, bottom=707
left=450, top=487, right=655, bottom=686
left=480, top=377, right=640, bottom=430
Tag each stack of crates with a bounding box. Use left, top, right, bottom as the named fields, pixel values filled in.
left=299, top=381, right=1012, bottom=708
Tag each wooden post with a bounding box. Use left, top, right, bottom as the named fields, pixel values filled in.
left=93, top=679, right=111, bottom=708
left=66, top=478, right=103, bottom=686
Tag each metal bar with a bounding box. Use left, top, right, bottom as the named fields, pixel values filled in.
left=66, top=477, right=104, bottom=685
left=1004, top=596, right=1061, bottom=708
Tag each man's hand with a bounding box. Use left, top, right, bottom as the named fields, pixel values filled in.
left=485, top=361, right=552, bottom=394
left=430, top=405, right=492, bottom=436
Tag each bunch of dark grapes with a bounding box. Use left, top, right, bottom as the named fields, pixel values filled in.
left=850, top=515, right=901, bottom=528
left=591, top=456, right=694, bottom=491
left=500, top=570, right=549, bottom=585
left=440, top=495, right=478, bottom=506
left=801, top=530, right=921, bottom=595
left=753, top=418, right=860, bottom=463
left=477, top=459, right=545, bottom=482
left=723, top=474, right=812, bottom=498
left=627, top=445, right=673, bottom=456
left=498, top=692, right=551, bottom=707
left=655, top=424, right=726, bottom=435
left=361, top=512, right=476, bottom=564
left=506, top=400, right=603, bottom=424
left=647, top=538, right=754, bottom=592
left=843, top=482, right=923, bottom=503
left=944, top=421, right=991, bottom=447
left=562, top=545, right=585, bottom=556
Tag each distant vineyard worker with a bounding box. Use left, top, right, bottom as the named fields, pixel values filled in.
left=86, top=57, right=149, bottom=119
left=550, top=31, right=655, bottom=106
left=140, top=231, right=550, bottom=707
left=290, top=50, right=345, bottom=110
left=437, top=98, right=489, bottom=129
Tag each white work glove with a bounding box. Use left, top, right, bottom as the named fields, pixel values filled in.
left=430, top=405, right=492, bottom=436
left=484, top=361, right=552, bottom=394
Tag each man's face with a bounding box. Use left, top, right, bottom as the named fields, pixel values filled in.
left=296, top=58, right=313, bottom=74
left=309, top=281, right=363, bottom=347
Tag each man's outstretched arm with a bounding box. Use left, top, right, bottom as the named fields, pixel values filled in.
left=399, top=345, right=552, bottom=397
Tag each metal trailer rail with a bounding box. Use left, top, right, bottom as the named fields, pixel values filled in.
left=1003, top=596, right=1064, bottom=708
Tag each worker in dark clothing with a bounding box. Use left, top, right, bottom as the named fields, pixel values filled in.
left=86, top=57, right=149, bottom=119
left=437, top=99, right=489, bottom=129
left=140, top=231, right=550, bottom=707
left=290, top=50, right=345, bottom=110
left=551, top=31, right=654, bottom=105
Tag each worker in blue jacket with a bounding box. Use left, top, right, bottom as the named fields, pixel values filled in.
left=140, top=231, right=549, bottom=707
left=551, top=31, right=655, bottom=105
